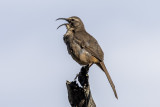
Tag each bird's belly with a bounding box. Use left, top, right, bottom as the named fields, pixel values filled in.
left=64, top=36, right=99, bottom=65
left=71, top=45, right=90, bottom=65
left=66, top=42, right=98, bottom=65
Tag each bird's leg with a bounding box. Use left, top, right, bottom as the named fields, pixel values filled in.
left=74, top=64, right=93, bottom=81
left=84, top=63, right=93, bottom=72
left=74, top=73, right=79, bottom=81
left=81, top=63, right=93, bottom=75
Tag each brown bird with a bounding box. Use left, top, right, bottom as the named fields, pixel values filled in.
left=57, top=16, right=118, bottom=99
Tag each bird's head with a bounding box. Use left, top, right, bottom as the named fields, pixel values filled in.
left=57, top=16, right=85, bottom=31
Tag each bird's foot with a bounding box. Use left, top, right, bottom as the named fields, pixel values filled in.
left=83, top=64, right=90, bottom=73
left=74, top=64, right=91, bottom=81
left=74, top=73, right=79, bottom=81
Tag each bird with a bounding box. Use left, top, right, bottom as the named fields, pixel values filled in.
left=57, top=16, right=118, bottom=99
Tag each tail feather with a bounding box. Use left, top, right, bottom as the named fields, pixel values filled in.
left=97, top=62, right=118, bottom=99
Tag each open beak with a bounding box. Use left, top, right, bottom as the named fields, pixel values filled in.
left=56, top=18, right=70, bottom=29
left=57, top=23, right=68, bottom=29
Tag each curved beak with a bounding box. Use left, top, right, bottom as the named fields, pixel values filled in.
left=57, top=23, right=68, bottom=29
left=56, top=18, right=69, bottom=21
left=56, top=17, right=71, bottom=29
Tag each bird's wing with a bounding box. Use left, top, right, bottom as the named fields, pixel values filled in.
left=74, top=31, right=104, bottom=61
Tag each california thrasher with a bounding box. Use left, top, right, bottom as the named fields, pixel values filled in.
left=57, top=16, right=118, bottom=99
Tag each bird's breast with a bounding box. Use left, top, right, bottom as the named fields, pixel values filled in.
left=64, top=36, right=99, bottom=65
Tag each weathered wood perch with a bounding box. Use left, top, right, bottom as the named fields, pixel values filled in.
left=66, top=66, right=96, bottom=107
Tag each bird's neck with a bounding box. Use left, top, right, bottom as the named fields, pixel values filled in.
left=75, top=26, right=86, bottom=32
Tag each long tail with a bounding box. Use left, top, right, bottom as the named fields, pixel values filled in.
left=96, top=61, right=118, bottom=99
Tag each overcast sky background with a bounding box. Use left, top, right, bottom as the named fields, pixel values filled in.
left=0, top=0, right=160, bottom=107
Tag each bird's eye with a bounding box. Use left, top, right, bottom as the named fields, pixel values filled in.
left=71, top=19, right=74, bottom=21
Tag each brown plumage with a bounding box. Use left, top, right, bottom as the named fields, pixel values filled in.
left=57, top=16, right=118, bottom=99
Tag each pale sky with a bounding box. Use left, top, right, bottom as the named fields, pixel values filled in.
left=0, top=0, right=160, bottom=107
